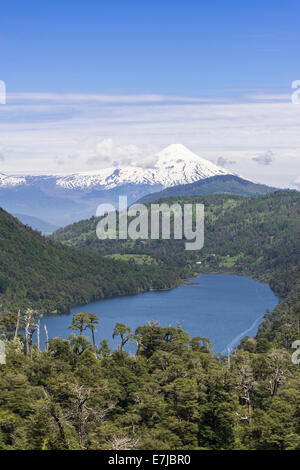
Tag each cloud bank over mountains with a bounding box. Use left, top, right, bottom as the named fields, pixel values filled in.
left=0, top=89, right=299, bottom=189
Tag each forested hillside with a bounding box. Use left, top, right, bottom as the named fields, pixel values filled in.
left=0, top=208, right=187, bottom=315
left=137, top=175, right=277, bottom=203
left=53, top=191, right=300, bottom=293
left=53, top=190, right=300, bottom=348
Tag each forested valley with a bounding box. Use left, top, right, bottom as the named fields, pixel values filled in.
left=0, top=190, right=300, bottom=449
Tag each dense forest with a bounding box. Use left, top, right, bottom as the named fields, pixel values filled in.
left=0, top=190, right=300, bottom=450
left=1, top=315, right=300, bottom=450
left=0, top=208, right=188, bottom=315
left=54, top=190, right=300, bottom=298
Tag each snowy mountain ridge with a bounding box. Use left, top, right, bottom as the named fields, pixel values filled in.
left=0, top=144, right=231, bottom=190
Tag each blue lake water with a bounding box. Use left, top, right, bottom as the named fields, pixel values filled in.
left=37, top=274, right=278, bottom=355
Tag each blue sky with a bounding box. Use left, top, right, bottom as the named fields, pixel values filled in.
left=0, top=0, right=299, bottom=188
left=1, top=0, right=299, bottom=94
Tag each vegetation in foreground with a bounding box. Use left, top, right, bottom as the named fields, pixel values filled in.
left=1, top=313, right=300, bottom=450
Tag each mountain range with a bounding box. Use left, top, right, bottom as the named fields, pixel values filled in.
left=0, top=144, right=230, bottom=190
left=0, top=144, right=275, bottom=227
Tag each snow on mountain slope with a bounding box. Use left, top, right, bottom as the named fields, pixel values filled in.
left=154, top=144, right=230, bottom=186
left=0, top=145, right=235, bottom=226
left=0, top=145, right=232, bottom=191
left=0, top=173, right=26, bottom=187
left=55, top=144, right=231, bottom=190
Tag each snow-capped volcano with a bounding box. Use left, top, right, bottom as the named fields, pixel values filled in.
left=154, top=144, right=230, bottom=187
left=0, top=144, right=231, bottom=191
left=54, top=144, right=231, bottom=190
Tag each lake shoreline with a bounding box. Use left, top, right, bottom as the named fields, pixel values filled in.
left=38, top=265, right=281, bottom=354
left=36, top=274, right=279, bottom=355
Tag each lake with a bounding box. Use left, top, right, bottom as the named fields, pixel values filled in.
left=36, top=274, right=279, bottom=355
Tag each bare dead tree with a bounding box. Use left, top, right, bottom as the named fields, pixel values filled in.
left=107, top=434, right=139, bottom=450
left=236, top=363, right=255, bottom=420
left=68, top=384, right=115, bottom=449
left=14, top=309, right=21, bottom=341
left=232, top=354, right=256, bottom=429
left=44, top=324, right=49, bottom=352
left=36, top=320, right=40, bottom=355
left=24, top=310, right=32, bottom=356
left=42, top=389, right=70, bottom=449
left=48, top=403, right=69, bottom=449
left=28, top=323, right=37, bottom=360
left=24, top=309, right=40, bottom=359
left=236, top=412, right=251, bottom=421
left=266, top=350, right=289, bottom=396
left=70, top=384, right=92, bottom=449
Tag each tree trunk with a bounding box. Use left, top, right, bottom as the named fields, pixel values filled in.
left=92, top=329, right=96, bottom=352
left=37, top=320, right=40, bottom=355
left=29, top=328, right=35, bottom=360
left=49, top=404, right=69, bottom=450
left=25, top=323, right=29, bottom=356
left=44, top=324, right=49, bottom=351
left=14, top=309, right=21, bottom=341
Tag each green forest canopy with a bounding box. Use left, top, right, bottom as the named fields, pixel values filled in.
left=0, top=190, right=300, bottom=450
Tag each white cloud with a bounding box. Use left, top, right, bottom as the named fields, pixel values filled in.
left=217, top=156, right=236, bottom=167
left=252, top=150, right=275, bottom=165
left=95, top=138, right=114, bottom=158
left=0, top=91, right=299, bottom=187
left=53, top=156, right=65, bottom=166
left=87, top=140, right=152, bottom=168
left=0, top=144, right=7, bottom=163
left=246, top=93, right=291, bottom=102
left=7, top=93, right=229, bottom=104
